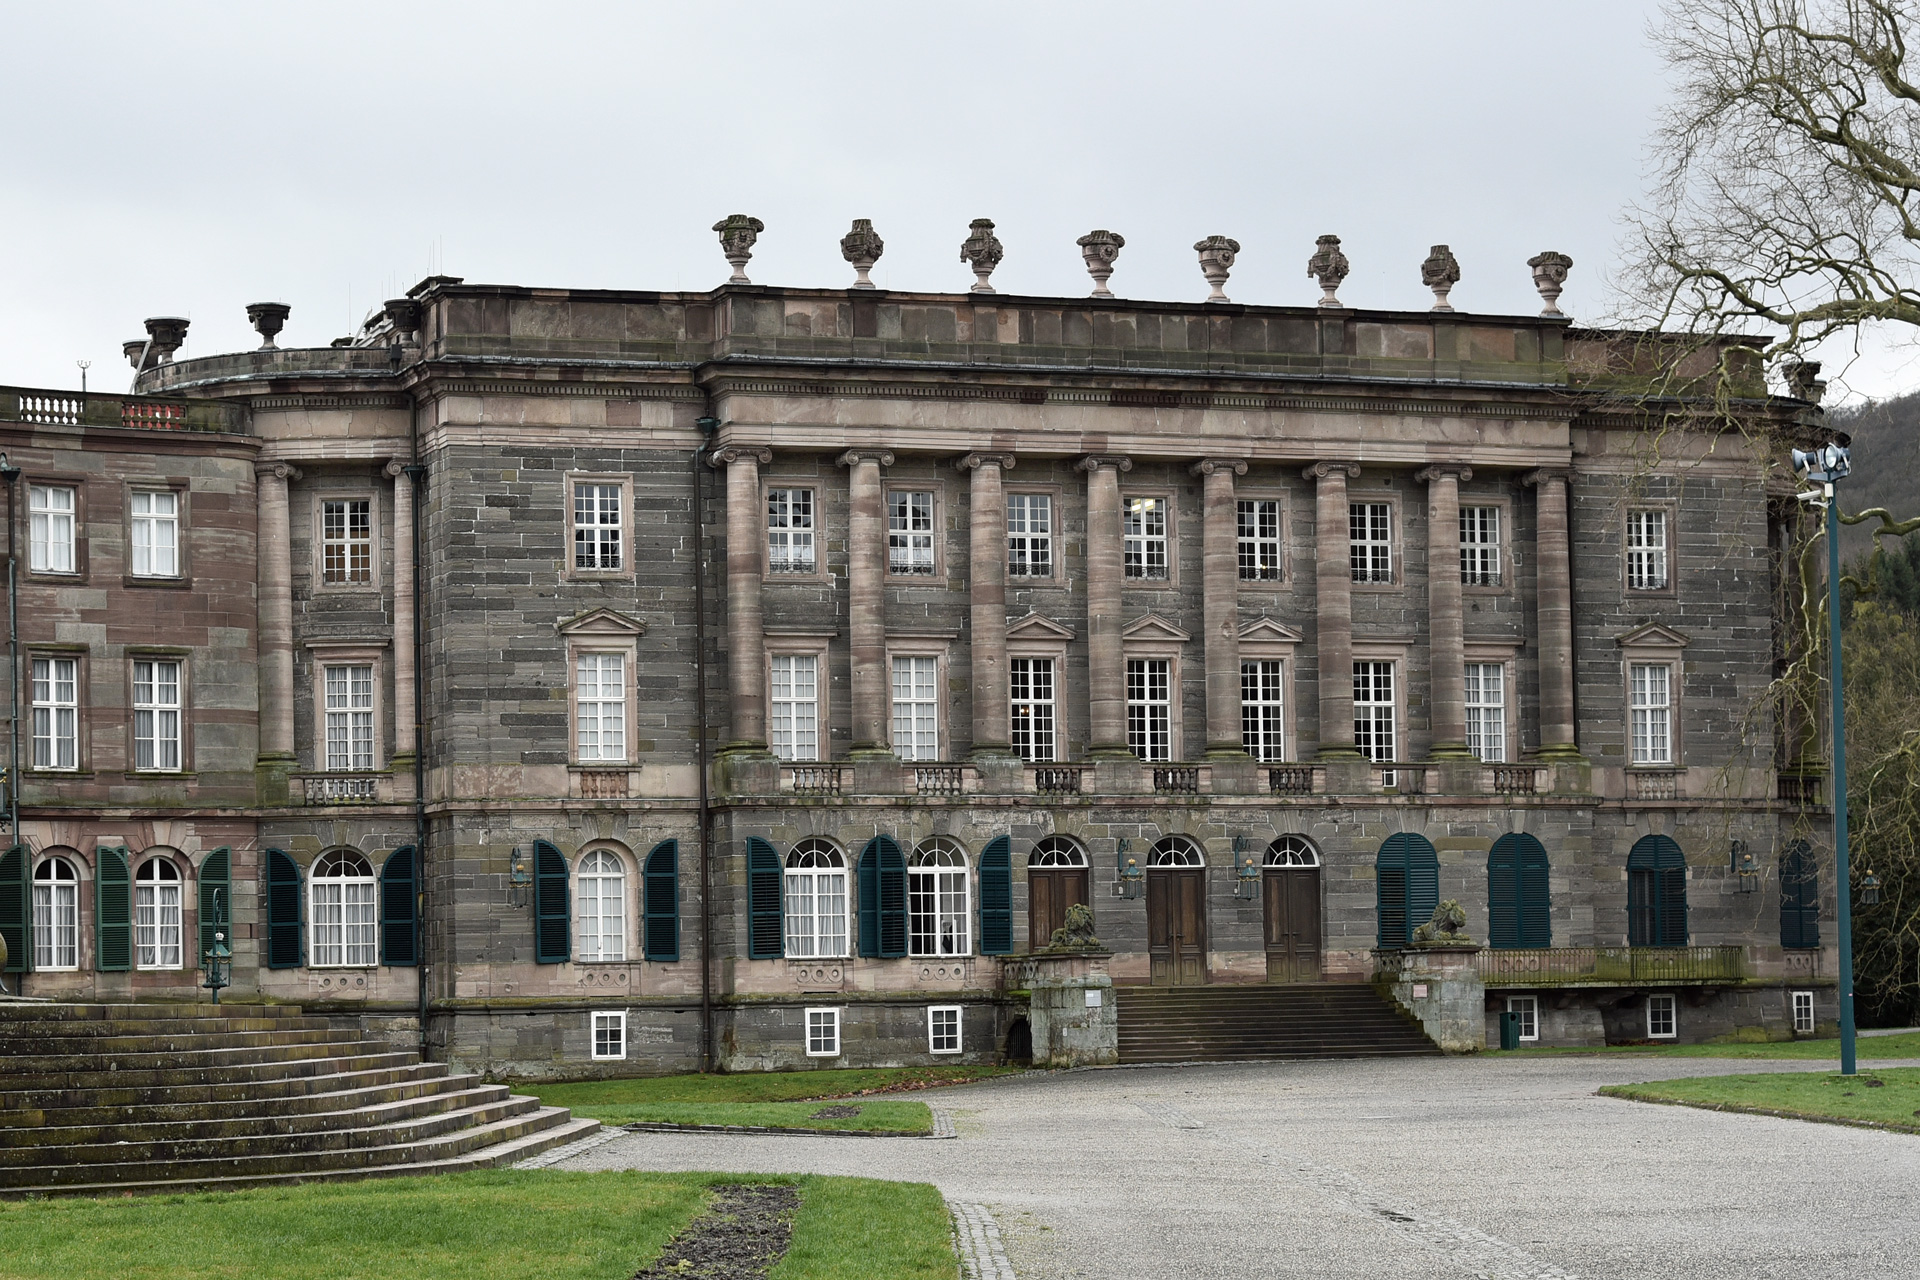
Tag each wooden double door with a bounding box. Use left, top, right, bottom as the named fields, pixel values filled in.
left=1263, top=867, right=1323, bottom=983
left=1027, top=868, right=1090, bottom=952
left=1147, top=870, right=1208, bottom=986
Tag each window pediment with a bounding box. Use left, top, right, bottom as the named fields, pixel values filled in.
left=556, top=607, right=648, bottom=639
left=1238, top=617, right=1304, bottom=646
left=1006, top=612, right=1076, bottom=643
left=1615, top=622, right=1690, bottom=649
left=1121, top=613, right=1190, bottom=644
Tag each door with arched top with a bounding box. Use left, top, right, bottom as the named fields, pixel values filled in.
left=1146, top=836, right=1208, bottom=986
left=1262, top=836, right=1323, bottom=982
left=1026, top=837, right=1090, bottom=952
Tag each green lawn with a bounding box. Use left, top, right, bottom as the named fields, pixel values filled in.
left=1601, top=1066, right=1920, bottom=1132
left=527, top=1063, right=1016, bottom=1111
left=0, top=1170, right=957, bottom=1280
left=1490, top=1030, right=1920, bottom=1059
left=586, top=1099, right=932, bottom=1132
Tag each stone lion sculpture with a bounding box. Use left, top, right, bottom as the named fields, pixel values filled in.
left=1047, top=903, right=1103, bottom=951
left=1411, top=899, right=1473, bottom=945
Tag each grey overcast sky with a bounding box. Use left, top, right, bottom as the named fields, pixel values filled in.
left=3, top=0, right=1914, bottom=400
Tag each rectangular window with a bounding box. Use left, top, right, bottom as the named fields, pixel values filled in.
left=1237, top=499, right=1282, bottom=581
left=592, top=1010, right=628, bottom=1060
left=1791, top=990, right=1815, bottom=1034
left=31, top=656, right=78, bottom=770
left=928, top=1005, right=962, bottom=1054
left=1354, top=661, right=1396, bottom=765
left=321, top=499, right=373, bottom=584
left=1647, top=994, right=1677, bottom=1039
left=767, top=488, right=816, bottom=573
left=769, top=654, right=819, bottom=762
left=323, top=664, right=376, bottom=771
left=1240, top=659, right=1285, bottom=762
left=29, top=485, right=76, bottom=573
left=784, top=861, right=849, bottom=959
left=1508, top=995, right=1538, bottom=1042
left=1007, top=493, right=1052, bottom=577
left=576, top=653, right=627, bottom=762
left=805, top=1006, right=841, bottom=1057
left=1123, top=497, right=1169, bottom=580
left=130, top=490, right=179, bottom=578
left=1464, top=663, right=1506, bottom=763
left=891, top=655, right=939, bottom=761
left=1460, top=506, right=1502, bottom=586
left=1349, top=502, right=1392, bottom=583
left=887, top=490, right=935, bottom=575
left=1009, top=657, right=1056, bottom=762
left=1627, top=510, right=1669, bottom=590
left=1126, top=657, right=1172, bottom=762
left=132, top=659, right=182, bottom=772
left=1629, top=663, right=1673, bottom=765
left=572, top=483, right=623, bottom=571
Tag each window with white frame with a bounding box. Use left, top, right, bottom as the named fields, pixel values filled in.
left=1629, top=662, right=1673, bottom=765
left=1627, top=510, right=1669, bottom=590
left=928, top=1005, right=962, bottom=1054
left=1127, top=657, right=1172, bottom=762
left=1009, top=657, right=1056, bottom=762
left=1354, top=662, right=1396, bottom=764
left=1507, top=995, right=1538, bottom=1042
left=575, top=850, right=628, bottom=963
left=575, top=653, right=627, bottom=762
left=1647, top=994, right=1677, bottom=1039
left=130, top=490, right=179, bottom=577
left=1123, top=496, right=1169, bottom=579
left=1007, top=493, right=1052, bottom=577
left=134, top=858, right=182, bottom=969
left=31, top=656, right=78, bottom=770
left=592, top=1010, right=627, bottom=1060
left=323, top=664, right=375, bottom=771
left=32, top=856, right=79, bottom=970
left=1464, top=663, right=1506, bottom=763
left=29, top=485, right=76, bottom=573
left=310, top=850, right=377, bottom=967
left=132, top=659, right=182, bottom=772
left=784, top=841, right=849, bottom=959
left=909, top=840, right=970, bottom=957
left=1791, top=990, right=1815, bottom=1034
left=1460, top=506, right=1502, bottom=586
left=572, top=483, right=623, bottom=572
left=891, top=655, right=939, bottom=761
left=1241, top=659, right=1285, bottom=762
left=1349, top=502, right=1392, bottom=583
left=769, top=654, right=819, bottom=762
left=1237, top=499, right=1282, bottom=582
left=805, top=1006, right=841, bottom=1056
left=887, top=490, right=935, bottom=575
left=767, top=488, right=816, bottom=573
left=321, top=498, right=373, bottom=585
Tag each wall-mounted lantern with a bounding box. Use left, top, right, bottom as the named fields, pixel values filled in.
left=1115, top=838, right=1143, bottom=900
left=1231, top=835, right=1260, bottom=899
left=510, top=848, right=533, bottom=908
left=200, top=887, right=231, bottom=1004
left=1861, top=869, right=1882, bottom=906
left=1731, top=840, right=1760, bottom=893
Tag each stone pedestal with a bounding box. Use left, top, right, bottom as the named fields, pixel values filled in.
left=1382, top=945, right=1485, bottom=1053
left=1011, top=951, right=1116, bottom=1067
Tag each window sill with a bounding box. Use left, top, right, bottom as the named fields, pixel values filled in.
left=125, top=770, right=194, bottom=780
left=26, top=768, right=93, bottom=778
left=123, top=575, right=194, bottom=590
left=25, top=571, right=87, bottom=585
left=564, top=570, right=634, bottom=583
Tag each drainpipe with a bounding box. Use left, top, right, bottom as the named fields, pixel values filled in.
left=0, top=456, right=16, bottom=998
left=405, top=384, right=430, bottom=1056
left=693, top=411, right=718, bottom=1072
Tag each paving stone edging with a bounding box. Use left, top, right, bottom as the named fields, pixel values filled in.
left=949, top=1201, right=1016, bottom=1280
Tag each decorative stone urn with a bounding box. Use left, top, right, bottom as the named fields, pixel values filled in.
left=959, top=218, right=1004, bottom=293
left=1783, top=359, right=1827, bottom=404
left=123, top=338, right=149, bottom=370
left=1528, top=250, right=1573, bottom=316
left=1307, top=235, right=1350, bottom=307
left=1193, top=235, right=1239, bottom=303
left=383, top=298, right=423, bottom=344
left=246, top=302, right=291, bottom=349
left=712, top=214, right=765, bottom=284
left=143, top=316, right=190, bottom=363
left=1421, top=245, right=1460, bottom=312
left=1077, top=229, right=1125, bottom=297
left=840, top=218, right=885, bottom=289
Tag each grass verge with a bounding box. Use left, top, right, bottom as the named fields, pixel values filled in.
left=1600, top=1066, right=1920, bottom=1132
left=1490, top=1030, right=1920, bottom=1059
left=526, top=1063, right=1016, bottom=1112
left=590, top=1099, right=932, bottom=1132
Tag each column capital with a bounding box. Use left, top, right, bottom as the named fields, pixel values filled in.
left=837, top=448, right=895, bottom=468
left=1414, top=463, right=1473, bottom=484
left=1189, top=458, right=1248, bottom=477
left=955, top=452, right=1015, bottom=472
left=255, top=462, right=303, bottom=482
left=1076, top=454, right=1133, bottom=474
left=1301, top=460, right=1360, bottom=482
left=708, top=445, right=772, bottom=468
left=1522, top=467, right=1571, bottom=488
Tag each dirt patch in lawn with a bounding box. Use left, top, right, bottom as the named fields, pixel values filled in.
left=808, top=1105, right=863, bottom=1119
left=633, top=1184, right=799, bottom=1280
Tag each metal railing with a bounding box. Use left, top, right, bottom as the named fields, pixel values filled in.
left=1032, top=765, right=1085, bottom=795
left=1475, top=945, right=1744, bottom=986
left=1153, top=766, right=1200, bottom=794
left=914, top=765, right=965, bottom=796
left=1627, top=770, right=1684, bottom=801
left=1267, top=766, right=1316, bottom=796
left=787, top=765, right=844, bottom=795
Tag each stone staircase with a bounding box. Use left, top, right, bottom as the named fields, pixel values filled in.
left=1115, top=983, right=1441, bottom=1063
left=0, top=1001, right=598, bottom=1198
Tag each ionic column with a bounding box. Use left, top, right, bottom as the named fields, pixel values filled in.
left=1193, top=458, right=1249, bottom=755
left=712, top=446, right=772, bottom=750
left=1525, top=468, right=1580, bottom=757
left=958, top=452, right=1015, bottom=756
left=840, top=449, right=895, bottom=754
left=1417, top=464, right=1473, bottom=758
left=1305, top=461, right=1361, bottom=757
left=385, top=461, right=417, bottom=766
left=1078, top=454, right=1132, bottom=755
left=255, top=463, right=300, bottom=765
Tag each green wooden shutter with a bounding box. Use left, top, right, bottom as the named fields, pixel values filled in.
left=95, top=845, right=132, bottom=972
left=643, top=839, right=679, bottom=961
left=1406, top=835, right=1439, bottom=937
left=857, top=838, right=881, bottom=958
left=1628, top=836, right=1687, bottom=947
left=1515, top=835, right=1552, bottom=948
left=381, top=846, right=418, bottom=967
left=265, top=848, right=303, bottom=969
left=1780, top=842, right=1820, bottom=950
left=877, top=835, right=907, bottom=958
left=0, top=845, right=26, bottom=974
left=533, top=839, right=570, bottom=964
left=1486, top=838, right=1520, bottom=949
left=746, top=837, right=783, bottom=960
left=979, top=835, right=1013, bottom=955
left=197, top=846, right=231, bottom=961
left=1376, top=837, right=1408, bottom=949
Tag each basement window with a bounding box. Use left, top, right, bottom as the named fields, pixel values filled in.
left=1506, top=995, right=1538, bottom=1042
left=928, top=1005, right=962, bottom=1055
left=591, top=1010, right=627, bottom=1060
left=1792, top=990, right=1815, bottom=1035
left=1647, top=995, right=1677, bottom=1040
left=805, top=1007, right=841, bottom=1058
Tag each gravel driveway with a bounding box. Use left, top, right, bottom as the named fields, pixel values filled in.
left=556, top=1055, right=1920, bottom=1279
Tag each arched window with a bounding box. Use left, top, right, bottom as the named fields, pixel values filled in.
left=1028, top=837, right=1089, bottom=868
left=134, top=857, right=183, bottom=969
left=32, top=855, right=79, bottom=970
left=1147, top=835, right=1204, bottom=867
left=1780, top=841, right=1820, bottom=950
left=311, top=850, right=377, bottom=967
left=909, top=839, right=970, bottom=957
left=785, top=839, right=848, bottom=959
left=1376, top=833, right=1439, bottom=949
left=1265, top=836, right=1321, bottom=868
left=576, top=849, right=628, bottom=963
left=1627, top=836, right=1688, bottom=947
left=1487, top=833, right=1551, bottom=949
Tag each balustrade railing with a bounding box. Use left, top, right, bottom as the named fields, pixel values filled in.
left=1153, top=766, right=1201, bottom=794
left=786, top=765, right=845, bottom=795
left=301, top=774, right=380, bottom=804
left=1777, top=772, right=1823, bottom=806
left=1490, top=766, right=1541, bottom=795
left=913, top=765, right=965, bottom=796
left=1, top=386, right=241, bottom=433
left=1475, top=945, right=1744, bottom=985
left=1267, top=765, right=1316, bottom=796
left=1627, top=770, right=1683, bottom=801
left=1032, top=765, right=1086, bottom=795
left=578, top=770, right=628, bottom=799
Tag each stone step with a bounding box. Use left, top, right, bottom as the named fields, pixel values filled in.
left=1114, top=983, right=1439, bottom=1063
left=0, top=1002, right=309, bottom=1022
left=0, top=1048, right=422, bottom=1104
left=0, top=1015, right=337, bottom=1040
left=0, top=1028, right=374, bottom=1063
left=4, top=1067, right=474, bottom=1131
left=4, top=1081, right=511, bottom=1148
